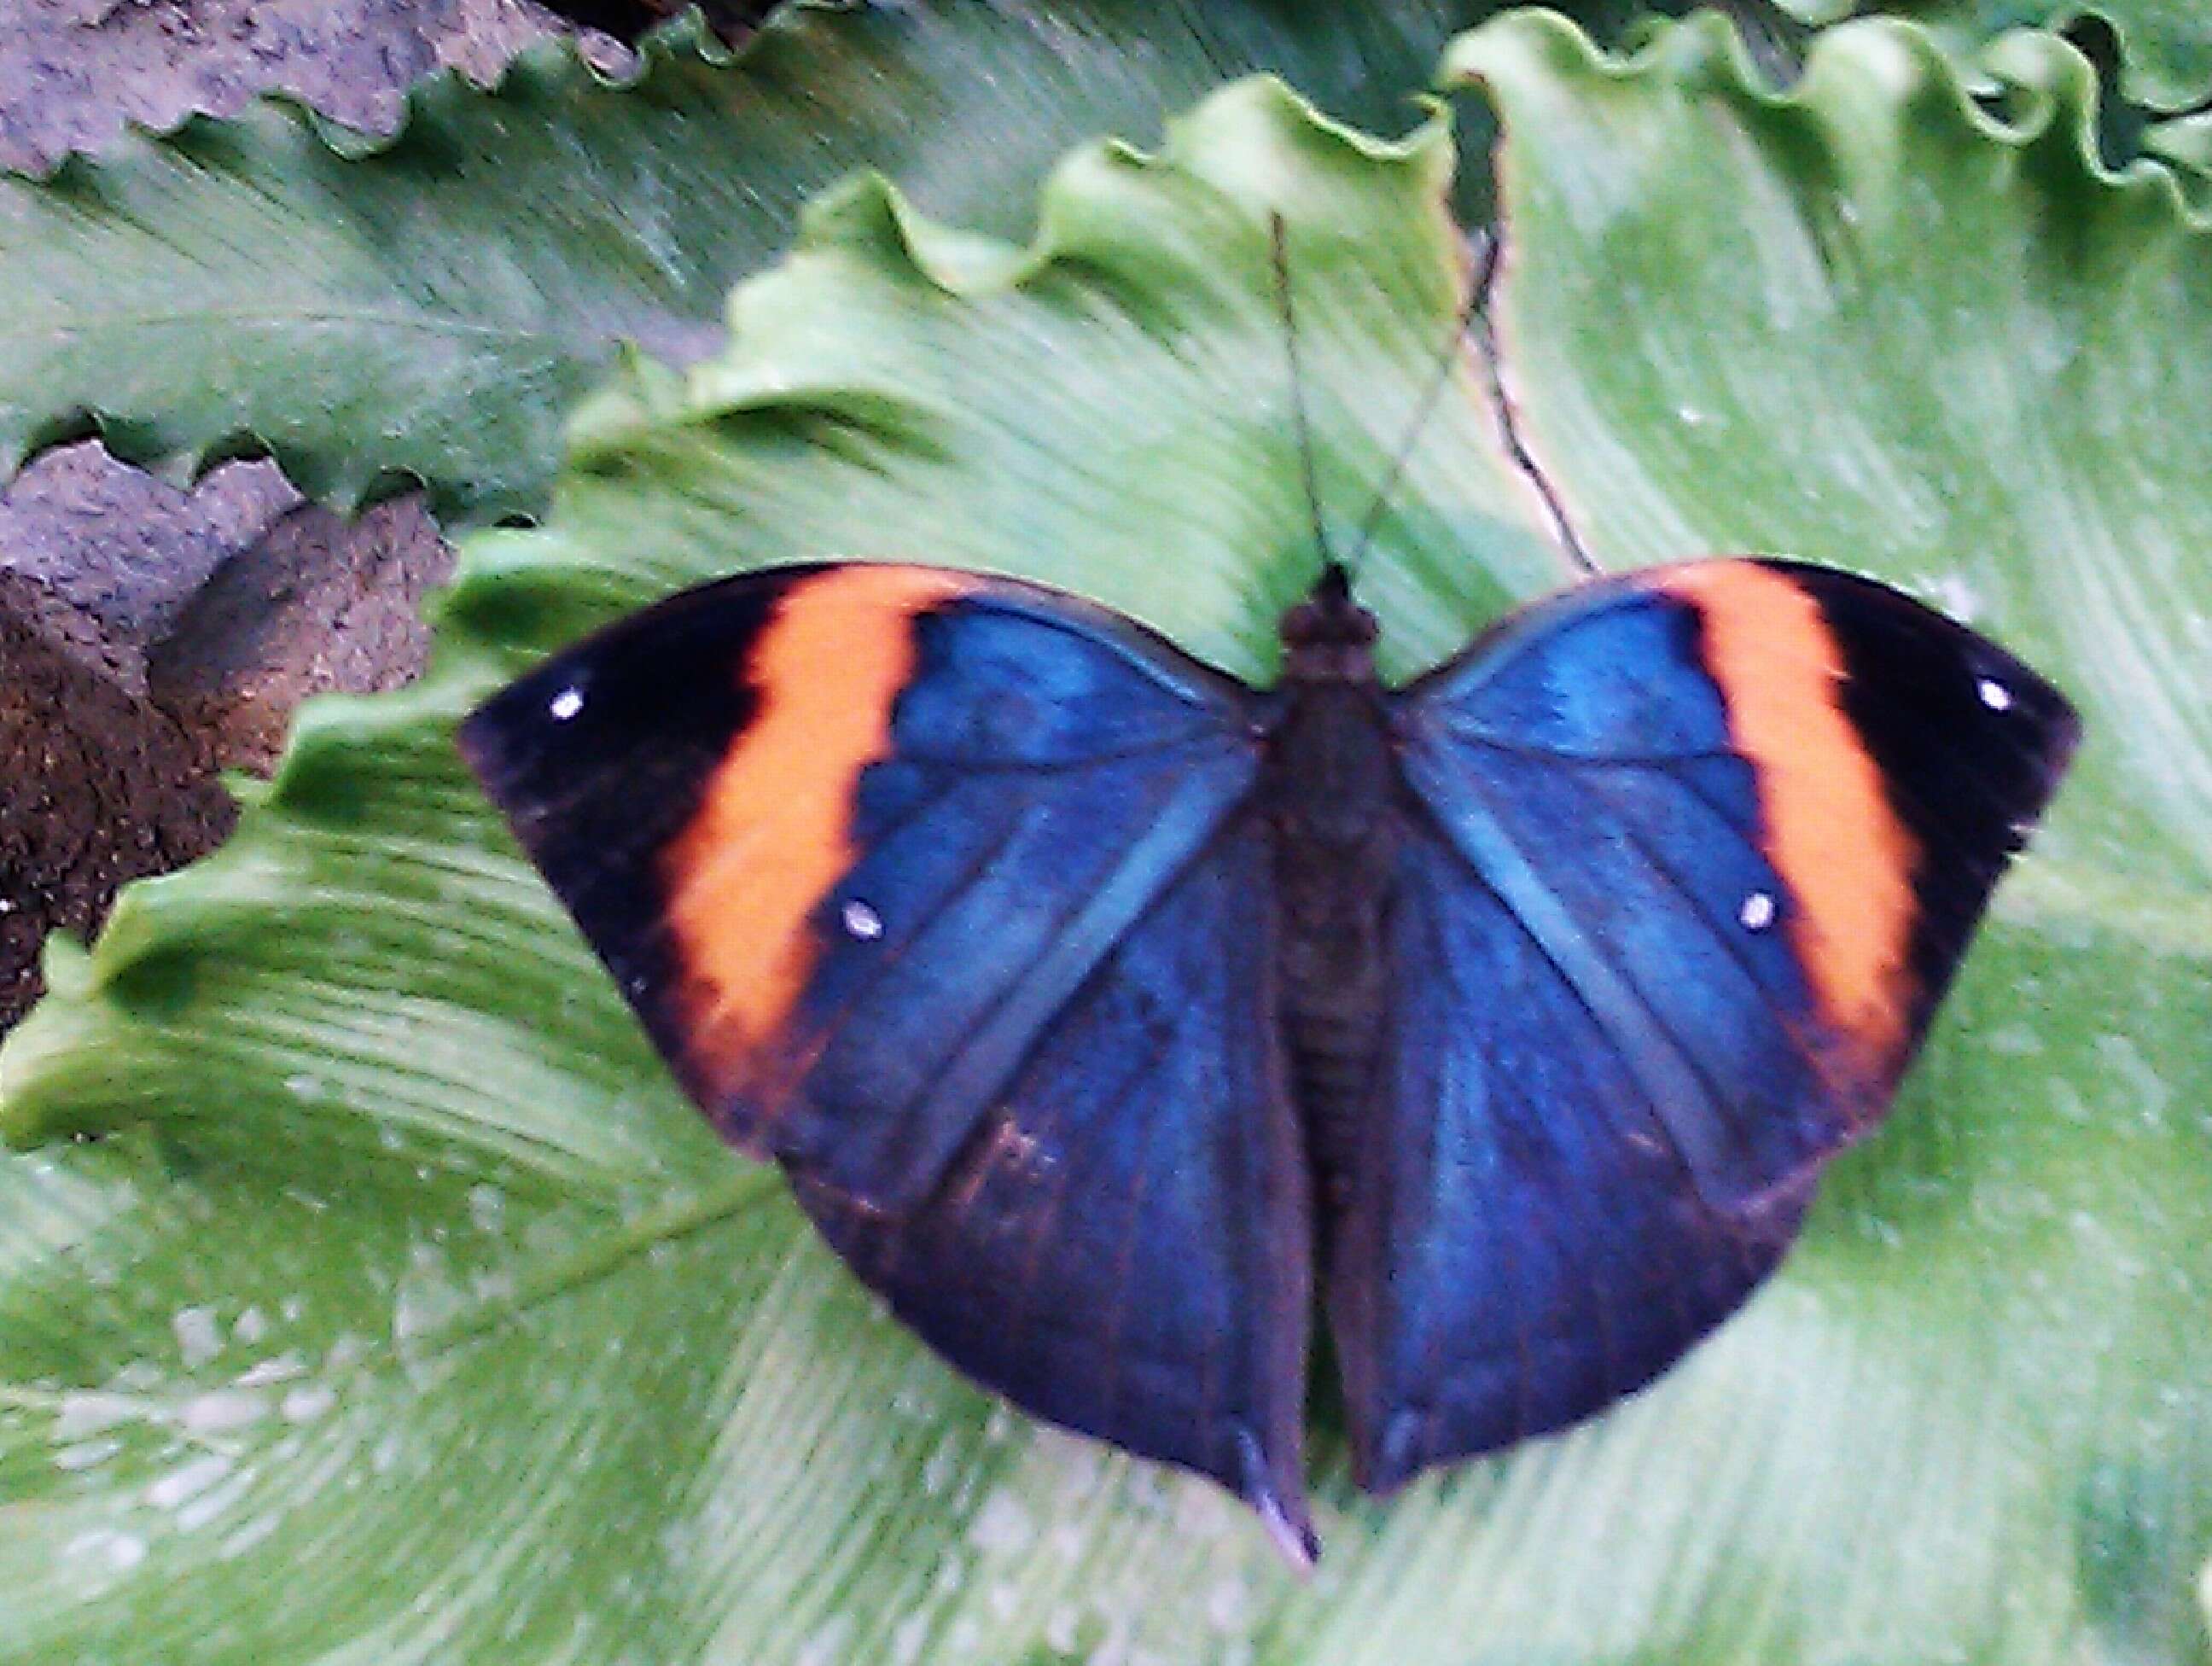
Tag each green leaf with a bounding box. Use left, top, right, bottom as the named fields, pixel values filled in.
left=7, top=14, right=2211, bottom=1664
left=0, top=0, right=1586, bottom=529
left=2146, top=105, right=2212, bottom=213
left=1775, top=0, right=2212, bottom=108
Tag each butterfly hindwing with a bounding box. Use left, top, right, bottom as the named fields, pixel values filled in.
left=460, top=562, right=1263, bottom=1209
left=800, top=809, right=1317, bottom=1558
left=1331, top=557, right=2077, bottom=1489
left=1329, top=811, right=1814, bottom=1490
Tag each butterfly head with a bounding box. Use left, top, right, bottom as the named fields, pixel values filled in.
left=1279, top=562, right=1379, bottom=684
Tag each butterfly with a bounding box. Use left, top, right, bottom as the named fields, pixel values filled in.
left=459, top=542, right=2076, bottom=1564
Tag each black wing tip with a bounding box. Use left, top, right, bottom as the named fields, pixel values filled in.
left=2029, top=684, right=2085, bottom=807
left=454, top=671, right=538, bottom=799
left=1764, top=558, right=2082, bottom=734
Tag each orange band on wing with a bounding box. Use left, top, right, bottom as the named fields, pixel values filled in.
left=1655, top=562, right=1918, bottom=1068
left=661, top=566, right=975, bottom=1096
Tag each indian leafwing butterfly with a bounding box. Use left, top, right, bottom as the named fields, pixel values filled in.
left=458, top=219, right=2078, bottom=1564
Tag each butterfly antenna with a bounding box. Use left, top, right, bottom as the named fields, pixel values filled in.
left=1270, top=213, right=1339, bottom=580
left=1342, top=227, right=1498, bottom=574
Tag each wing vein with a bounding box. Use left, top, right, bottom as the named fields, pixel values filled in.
left=1397, top=785, right=1730, bottom=1190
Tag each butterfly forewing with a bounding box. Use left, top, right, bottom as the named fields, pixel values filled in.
left=461, top=564, right=1260, bottom=1199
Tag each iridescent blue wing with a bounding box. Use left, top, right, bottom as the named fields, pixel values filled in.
left=461, top=563, right=1314, bottom=1549
left=799, top=809, right=1315, bottom=1560
left=1334, top=559, right=2077, bottom=1490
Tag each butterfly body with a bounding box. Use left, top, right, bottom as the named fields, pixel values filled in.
left=1263, top=565, right=1399, bottom=1205
left=461, top=555, right=2076, bottom=1564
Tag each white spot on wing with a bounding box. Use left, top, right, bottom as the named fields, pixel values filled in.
left=1739, top=891, right=1777, bottom=931
left=548, top=686, right=585, bottom=721
left=842, top=900, right=883, bottom=941
left=1976, top=676, right=2013, bottom=712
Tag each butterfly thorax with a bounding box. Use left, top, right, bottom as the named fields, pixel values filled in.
left=1267, top=568, right=1398, bottom=1210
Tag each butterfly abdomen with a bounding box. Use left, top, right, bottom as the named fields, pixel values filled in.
left=1265, top=659, right=1400, bottom=1210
